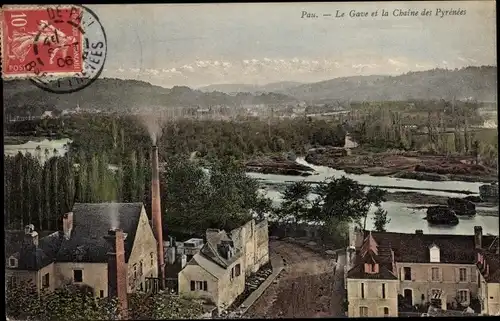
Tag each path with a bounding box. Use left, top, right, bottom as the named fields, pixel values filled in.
left=245, top=240, right=346, bottom=318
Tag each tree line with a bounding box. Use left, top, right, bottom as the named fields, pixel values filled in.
left=3, top=149, right=272, bottom=238
left=6, top=114, right=347, bottom=162
left=350, top=106, right=497, bottom=167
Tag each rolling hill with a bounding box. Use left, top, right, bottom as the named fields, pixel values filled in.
left=281, top=66, right=497, bottom=102
left=3, top=78, right=298, bottom=116
left=199, top=81, right=304, bottom=95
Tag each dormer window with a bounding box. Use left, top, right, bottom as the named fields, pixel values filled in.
left=429, top=244, right=440, bottom=263
left=364, top=263, right=379, bottom=274
left=9, top=257, right=17, bottom=268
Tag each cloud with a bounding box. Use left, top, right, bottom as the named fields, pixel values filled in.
left=181, top=64, right=194, bottom=72
left=388, top=58, right=407, bottom=67
left=145, top=68, right=159, bottom=75
left=107, top=53, right=476, bottom=88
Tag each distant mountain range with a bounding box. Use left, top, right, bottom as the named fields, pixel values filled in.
left=282, top=66, right=497, bottom=102
left=3, top=66, right=496, bottom=116
left=199, top=81, right=304, bottom=95
left=3, top=79, right=298, bottom=115
left=201, top=66, right=497, bottom=102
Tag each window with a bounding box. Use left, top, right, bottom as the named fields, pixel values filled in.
left=459, top=268, right=467, bottom=282
left=150, top=252, right=154, bottom=266
left=431, top=288, right=441, bottom=298
left=403, top=267, right=412, bottom=280
left=383, top=307, right=389, bottom=316
left=359, top=306, right=368, bottom=317
left=42, top=273, right=50, bottom=288
left=73, top=269, right=83, bottom=282
left=230, top=267, right=235, bottom=280
left=457, top=290, right=469, bottom=303
left=431, top=267, right=440, bottom=281
left=9, top=258, right=16, bottom=267
left=139, top=261, right=143, bottom=276
left=190, top=280, right=208, bottom=291
left=361, top=283, right=365, bottom=299
left=235, top=264, right=241, bottom=277
left=100, top=290, right=104, bottom=298
left=133, top=264, right=137, bottom=279
left=382, top=283, right=386, bottom=299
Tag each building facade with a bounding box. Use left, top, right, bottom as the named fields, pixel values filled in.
left=346, top=226, right=499, bottom=317
left=178, top=219, right=270, bottom=313
left=6, top=203, right=158, bottom=297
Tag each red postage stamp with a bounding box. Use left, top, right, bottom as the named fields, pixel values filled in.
left=1, top=5, right=84, bottom=78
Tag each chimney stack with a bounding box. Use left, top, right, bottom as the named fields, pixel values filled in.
left=415, top=230, right=423, bottom=235
left=104, top=229, right=128, bottom=320
left=151, top=146, right=165, bottom=282
left=23, top=224, right=39, bottom=247
left=63, top=212, right=74, bottom=240
left=474, top=226, right=483, bottom=249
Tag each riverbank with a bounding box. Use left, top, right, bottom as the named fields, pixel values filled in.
left=304, top=148, right=498, bottom=183
left=245, top=155, right=315, bottom=176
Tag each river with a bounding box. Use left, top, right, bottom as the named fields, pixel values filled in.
left=4, top=139, right=499, bottom=236
left=4, top=138, right=72, bottom=163
left=249, top=157, right=499, bottom=236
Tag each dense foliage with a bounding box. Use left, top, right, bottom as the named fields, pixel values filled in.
left=273, top=177, right=388, bottom=246
left=3, top=150, right=271, bottom=238
left=6, top=115, right=346, bottom=161
left=6, top=280, right=204, bottom=320
left=350, top=104, right=497, bottom=167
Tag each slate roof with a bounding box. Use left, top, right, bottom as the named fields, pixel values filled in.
left=347, top=231, right=398, bottom=280
left=348, top=229, right=500, bottom=282
left=201, top=230, right=241, bottom=268
left=6, top=231, right=64, bottom=271
left=364, top=230, right=498, bottom=264
left=186, top=229, right=242, bottom=278
left=6, top=203, right=145, bottom=269
left=5, top=230, right=58, bottom=259
left=56, top=203, right=143, bottom=263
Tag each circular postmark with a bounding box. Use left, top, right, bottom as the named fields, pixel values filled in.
left=25, top=5, right=107, bottom=94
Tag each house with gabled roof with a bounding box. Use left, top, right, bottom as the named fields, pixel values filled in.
left=5, top=203, right=158, bottom=297
left=178, top=228, right=245, bottom=312
left=346, top=225, right=499, bottom=317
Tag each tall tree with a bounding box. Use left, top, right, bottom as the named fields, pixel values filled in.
left=372, top=207, right=391, bottom=232
left=313, top=176, right=386, bottom=230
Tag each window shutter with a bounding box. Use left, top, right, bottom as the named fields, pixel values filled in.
left=428, top=268, right=432, bottom=282
left=439, top=268, right=443, bottom=281
left=190, top=281, right=195, bottom=291
left=411, top=270, right=416, bottom=281
left=399, top=267, right=404, bottom=280
left=455, top=268, right=460, bottom=282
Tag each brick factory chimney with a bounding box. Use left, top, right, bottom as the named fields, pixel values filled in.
left=151, top=145, right=165, bottom=282
left=104, top=229, right=128, bottom=320
left=474, top=226, right=483, bottom=249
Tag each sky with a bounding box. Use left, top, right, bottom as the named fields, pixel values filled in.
left=88, top=1, right=496, bottom=88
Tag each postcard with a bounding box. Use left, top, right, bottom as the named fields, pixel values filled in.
left=3, top=1, right=498, bottom=320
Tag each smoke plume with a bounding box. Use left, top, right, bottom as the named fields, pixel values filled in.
left=137, top=108, right=186, bottom=145
left=109, top=201, right=119, bottom=230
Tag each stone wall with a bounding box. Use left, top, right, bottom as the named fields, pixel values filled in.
left=230, top=219, right=269, bottom=276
